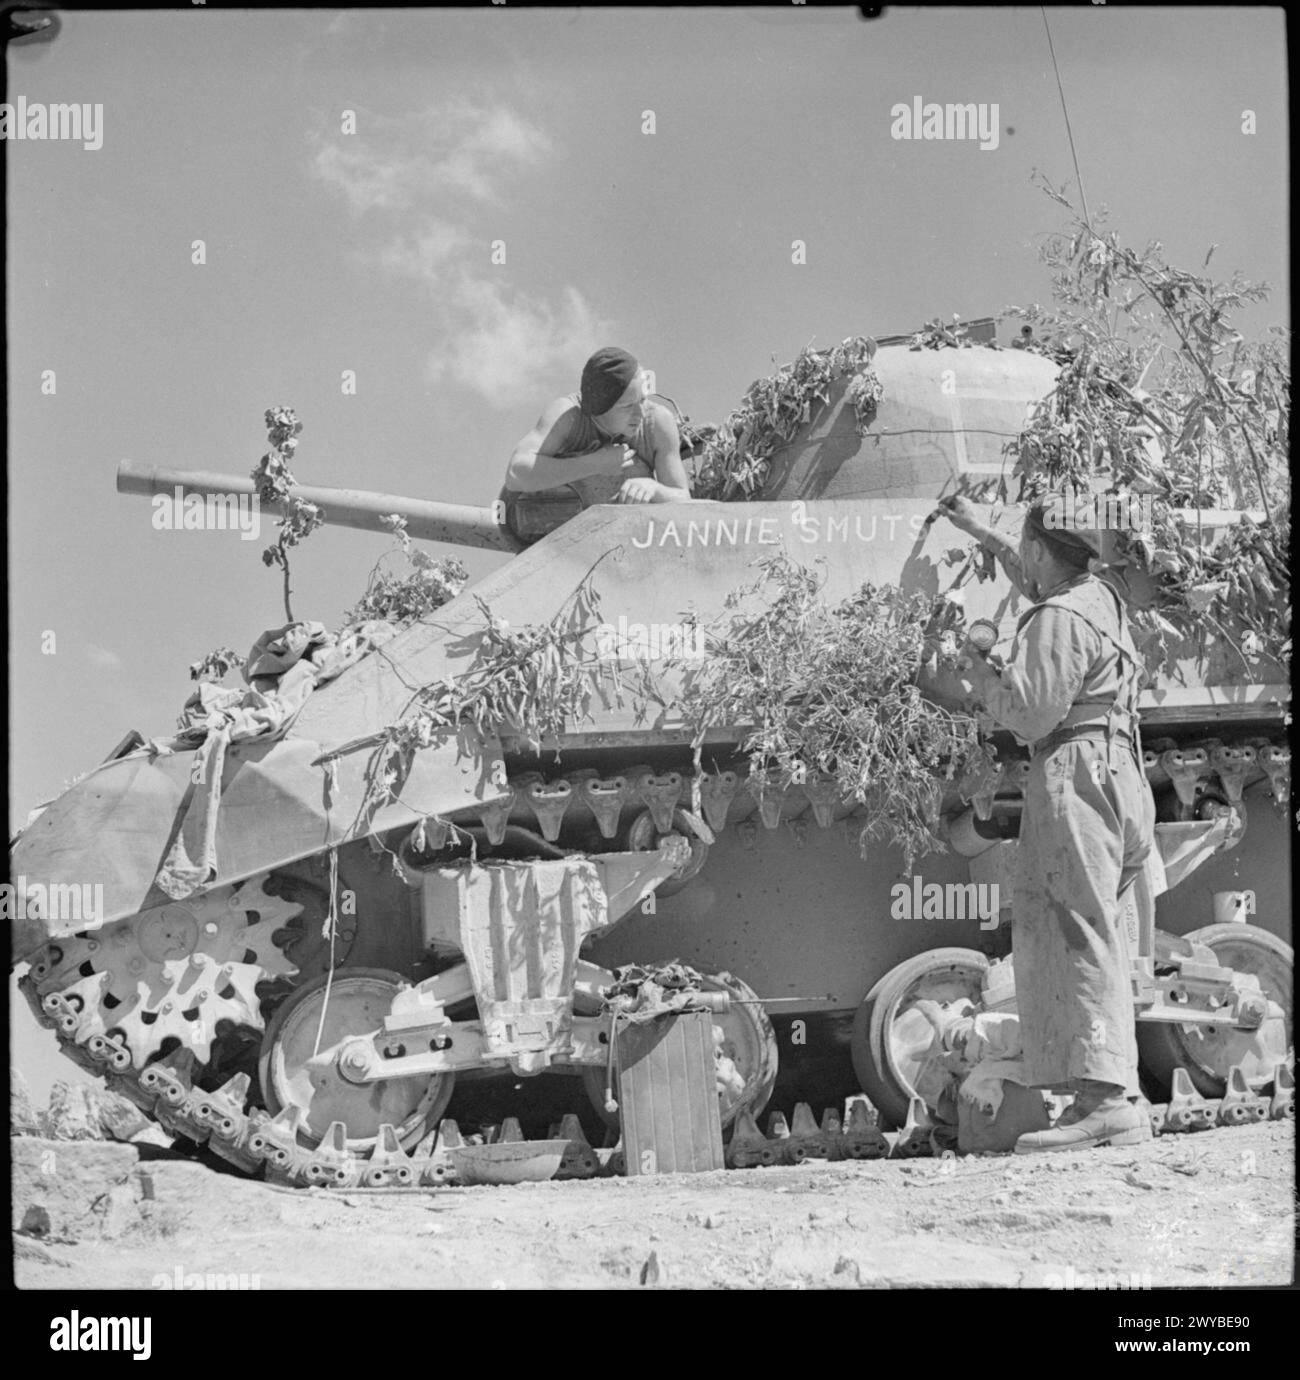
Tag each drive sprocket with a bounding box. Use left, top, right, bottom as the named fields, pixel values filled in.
left=24, top=872, right=305, bottom=1066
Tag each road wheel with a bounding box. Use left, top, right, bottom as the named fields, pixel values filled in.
left=259, top=968, right=455, bottom=1152
left=851, top=948, right=990, bottom=1129
left=1137, top=926, right=1292, bottom=1099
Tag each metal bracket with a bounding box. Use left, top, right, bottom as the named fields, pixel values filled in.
left=699, top=771, right=739, bottom=832
left=801, top=773, right=843, bottom=827
left=1250, top=740, right=1291, bottom=804
left=1161, top=746, right=1210, bottom=818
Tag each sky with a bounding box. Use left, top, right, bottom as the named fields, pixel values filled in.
left=5, top=5, right=1289, bottom=1096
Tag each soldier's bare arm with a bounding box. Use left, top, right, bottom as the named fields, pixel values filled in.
left=618, top=402, right=692, bottom=504
left=507, top=397, right=628, bottom=493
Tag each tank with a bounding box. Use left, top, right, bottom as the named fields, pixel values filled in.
left=12, top=336, right=1291, bottom=1180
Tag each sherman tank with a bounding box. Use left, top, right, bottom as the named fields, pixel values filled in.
left=12, top=327, right=1292, bottom=1181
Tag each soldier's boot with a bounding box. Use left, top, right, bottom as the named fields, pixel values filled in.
left=1014, top=1079, right=1151, bottom=1154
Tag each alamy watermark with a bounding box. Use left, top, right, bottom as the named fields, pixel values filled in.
left=1043, top=490, right=1154, bottom=532
left=49, top=1314, right=150, bottom=1360
left=891, top=876, right=1000, bottom=929
left=152, top=1265, right=262, bottom=1290
left=1, top=877, right=104, bottom=928
left=151, top=486, right=262, bottom=540
left=594, top=615, right=705, bottom=663
left=1044, top=1265, right=1153, bottom=1290
left=890, top=97, right=999, bottom=151
left=1, top=98, right=102, bottom=151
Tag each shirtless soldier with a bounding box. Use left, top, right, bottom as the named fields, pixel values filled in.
left=504, top=346, right=692, bottom=514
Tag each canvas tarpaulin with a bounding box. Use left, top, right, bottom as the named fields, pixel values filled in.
left=10, top=608, right=508, bottom=966
left=10, top=730, right=503, bottom=961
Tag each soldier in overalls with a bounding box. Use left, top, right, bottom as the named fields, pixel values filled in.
left=936, top=496, right=1155, bottom=1152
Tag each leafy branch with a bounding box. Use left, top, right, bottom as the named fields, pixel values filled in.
left=671, top=552, right=986, bottom=869
left=251, top=406, right=323, bottom=622
left=1001, top=175, right=1290, bottom=677
left=355, top=570, right=644, bottom=813
left=345, top=514, right=469, bottom=626
left=683, top=336, right=882, bottom=500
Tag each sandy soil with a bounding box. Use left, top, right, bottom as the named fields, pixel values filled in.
left=12, top=1119, right=1294, bottom=1290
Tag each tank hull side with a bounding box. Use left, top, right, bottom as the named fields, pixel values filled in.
left=586, top=776, right=1291, bottom=1014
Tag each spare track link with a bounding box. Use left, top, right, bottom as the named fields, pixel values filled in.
left=462, top=739, right=1289, bottom=850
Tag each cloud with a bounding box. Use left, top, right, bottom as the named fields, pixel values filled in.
left=426, top=277, right=609, bottom=400
left=312, top=142, right=419, bottom=215
left=314, top=101, right=606, bottom=406
left=366, top=219, right=471, bottom=279
left=84, top=644, right=123, bottom=672
left=311, top=101, right=551, bottom=215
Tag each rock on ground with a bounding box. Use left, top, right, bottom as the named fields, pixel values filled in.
left=28, top=1078, right=155, bottom=1143
left=44, top=1081, right=101, bottom=1140
left=11, top=1138, right=142, bottom=1241
left=95, top=1088, right=153, bottom=1143
left=11, top=1066, right=43, bottom=1136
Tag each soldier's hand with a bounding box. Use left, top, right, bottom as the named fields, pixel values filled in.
left=931, top=494, right=982, bottom=535
left=619, top=454, right=653, bottom=481
left=617, top=476, right=660, bottom=504
left=593, top=444, right=636, bottom=477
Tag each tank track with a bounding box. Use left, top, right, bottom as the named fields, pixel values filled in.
left=23, top=961, right=1295, bottom=1185
left=21, top=977, right=1293, bottom=1186
left=18, top=736, right=1291, bottom=1190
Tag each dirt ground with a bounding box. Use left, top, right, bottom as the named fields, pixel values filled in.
left=12, top=1119, right=1294, bottom=1290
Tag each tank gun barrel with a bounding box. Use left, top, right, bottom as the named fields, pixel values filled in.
left=116, top=460, right=521, bottom=553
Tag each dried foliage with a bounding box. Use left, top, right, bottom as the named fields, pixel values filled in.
left=1001, top=176, right=1290, bottom=674
left=909, top=315, right=979, bottom=351
left=359, top=573, right=636, bottom=812
left=250, top=406, right=323, bottom=622
left=188, top=646, right=244, bottom=684
left=673, top=552, right=985, bottom=868
left=353, top=554, right=984, bottom=865
left=684, top=337, right=882, bottom=500
left=345, top=515, right=469, bottom=626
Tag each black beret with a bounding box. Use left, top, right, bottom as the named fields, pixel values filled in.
left=580, top=347, right=639, bottom=416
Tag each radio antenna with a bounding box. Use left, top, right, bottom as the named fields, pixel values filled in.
left=1041, top=6, right=1093, bottom=229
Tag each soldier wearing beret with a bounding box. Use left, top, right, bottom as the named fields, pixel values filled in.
left=504, top=346, right=693, bottom=509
